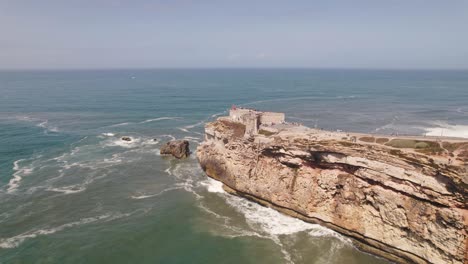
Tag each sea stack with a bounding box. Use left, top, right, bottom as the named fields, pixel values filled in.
left=160, top=140, right=190, bottom=159
left=196, top=108, right=467, bottom=264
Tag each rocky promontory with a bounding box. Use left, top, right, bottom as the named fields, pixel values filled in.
left=160, top=140, right=190, bottom=159
left=197, top=108, right=467, bottom=264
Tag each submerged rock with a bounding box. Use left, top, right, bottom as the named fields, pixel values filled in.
left=160, top=140, right=190, bottom=159
left=197, top=108, right=468, bottom=264
left=121, top=136, right=132, bottom=142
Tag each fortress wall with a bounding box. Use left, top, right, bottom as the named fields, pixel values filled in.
left=241, top=113, right=259, bottom=136
left=229, top=109, right=252, bottom=122
left=229, top=108, right=284, bottom=136
left=259, top=112, right=285, bottom=125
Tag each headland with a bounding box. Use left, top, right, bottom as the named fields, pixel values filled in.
left=197, top=108, right=468, bottom=264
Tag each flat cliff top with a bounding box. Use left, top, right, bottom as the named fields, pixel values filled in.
left=268, top=124, right=468, bottom=165
left=207, top=114, right=468, bottom=185
left=199, top=111, right=468, bottom=264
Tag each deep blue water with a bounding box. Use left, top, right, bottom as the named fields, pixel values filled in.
left=0, top=69, right=467, bottom=263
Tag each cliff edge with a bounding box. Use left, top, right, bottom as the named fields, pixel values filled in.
left=197, top=108, right=468, bottom=264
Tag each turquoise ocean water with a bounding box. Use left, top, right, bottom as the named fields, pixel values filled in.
left=1, top=69, right=467, bottom=263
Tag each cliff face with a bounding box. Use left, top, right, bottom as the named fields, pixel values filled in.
left=197, top=113, right=468, bottom=264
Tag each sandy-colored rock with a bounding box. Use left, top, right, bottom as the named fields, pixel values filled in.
left=197, top=110, right=467, bottom=264
left=160, top=140, right=190, bottom=159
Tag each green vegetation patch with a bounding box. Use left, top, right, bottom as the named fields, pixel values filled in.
left=376, top=138, right=389, bottom=144
left=385, top=139, right=443, bottom=155
left=258, top=129, right=276, bottom=136
left=359, top=136, right=375, bottom=143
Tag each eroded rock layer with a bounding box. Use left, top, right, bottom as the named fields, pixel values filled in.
left=197, top=110, right=467, bottom=264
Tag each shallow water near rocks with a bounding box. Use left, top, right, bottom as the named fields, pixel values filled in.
left=1, top=69, right=467, bottom=263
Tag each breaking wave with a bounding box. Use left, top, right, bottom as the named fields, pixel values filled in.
left=0, top=212, right=132, bottom=249
left=7, top=160, right=34, bottom=193
left=196, top=177, right=350, bottom=264
left=424, top=122, right=468, bottom=138
left=139, top=117, right=181, bottom=124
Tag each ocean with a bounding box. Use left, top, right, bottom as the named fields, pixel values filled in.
left=1, top=69, right=467, bottom=263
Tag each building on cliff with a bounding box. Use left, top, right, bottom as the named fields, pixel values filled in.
left=198, top=109, right=468, bottom=264
left=229, top=108, right=285, bottom=136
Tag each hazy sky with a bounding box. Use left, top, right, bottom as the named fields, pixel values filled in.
left=1, top=0, right=468, bottom=69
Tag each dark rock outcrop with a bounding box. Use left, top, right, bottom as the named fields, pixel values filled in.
left=121, top=136, right=132, bottom=141
left=160, top=140, right=190, bottom=159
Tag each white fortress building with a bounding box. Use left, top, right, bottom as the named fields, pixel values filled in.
left=229, top=107, right=285, bottom=136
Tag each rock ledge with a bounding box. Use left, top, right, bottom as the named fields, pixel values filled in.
left=160, top=140, right=190, bottom=159
left=197, top=108, right=467, bottom=264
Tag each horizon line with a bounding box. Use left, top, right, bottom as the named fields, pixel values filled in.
left=1, top=66, right=468, bottom=72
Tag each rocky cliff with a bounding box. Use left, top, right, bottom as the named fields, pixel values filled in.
left=197, top=111, right=468, bottom=264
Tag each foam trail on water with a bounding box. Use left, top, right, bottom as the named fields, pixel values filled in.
left=184, top=120, right=205, bottom=129
left=0, top=212, right=132, bottom=248
left=37, top=120, right=59, bottom=133
left=7, top=160, right=33, bottom=193
left=140, top=117, right=181, bottom=124
left=178, top=127, right=203, bottom=135
left=184, top=136, right=201, bottom=140
left=178, top=127, right=190, bottom=133
left=107, top=122, right=132, bottom=127
left=131, top=186, right=184, bottom=199
left=47, top=185, right=86, bottom=194
left=160, top=134, right=176, bottom=141
left=211, top=110, right=227, bottom=118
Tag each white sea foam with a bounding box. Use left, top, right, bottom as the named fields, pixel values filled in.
left=140, top=117, right=181, bottom=124
left=184, top=120, right=205, bottom=129
left=37, top=120, right=59, bottom=133
left=424, top=122, right=468, bottom=138
left=199, top=176, right=349, bottom=250
left=160, top=134, right=176, bottom=141
left=131, top=186, right=184, bottom=199
left=200, top=178, right=226, bottom=193
left=47, top=185, right=86, bottom=194
left=7, top=160, right=33, bottom=193
left=211, top=111, right=227, bottom=118
left=143, top=139, right=159, bottom=145
left=224, top=195, right=313, bottom=235
left=183, top=136, right=201, bottom=143
left=37, top=120, right=48, bottom=128
left=103, top=137, right=142, bottom=148
left=108, top=122, right=131, bottom=127
left=0, top=212, right=131, bottom=248
left=178, top=127, right=203, bottom=135
left=178, top=127, right=190, bottom=133
left=15, top=115, right=59, bottom=133
left=101, top=132, right=115, bottom=137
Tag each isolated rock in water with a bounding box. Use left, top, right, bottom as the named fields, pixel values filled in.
left=160, top=140, right=190, bottom=159
left=121, top=136, right=132, bottom=142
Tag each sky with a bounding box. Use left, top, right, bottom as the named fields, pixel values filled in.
left=1, top=0, right=468, bottom=70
